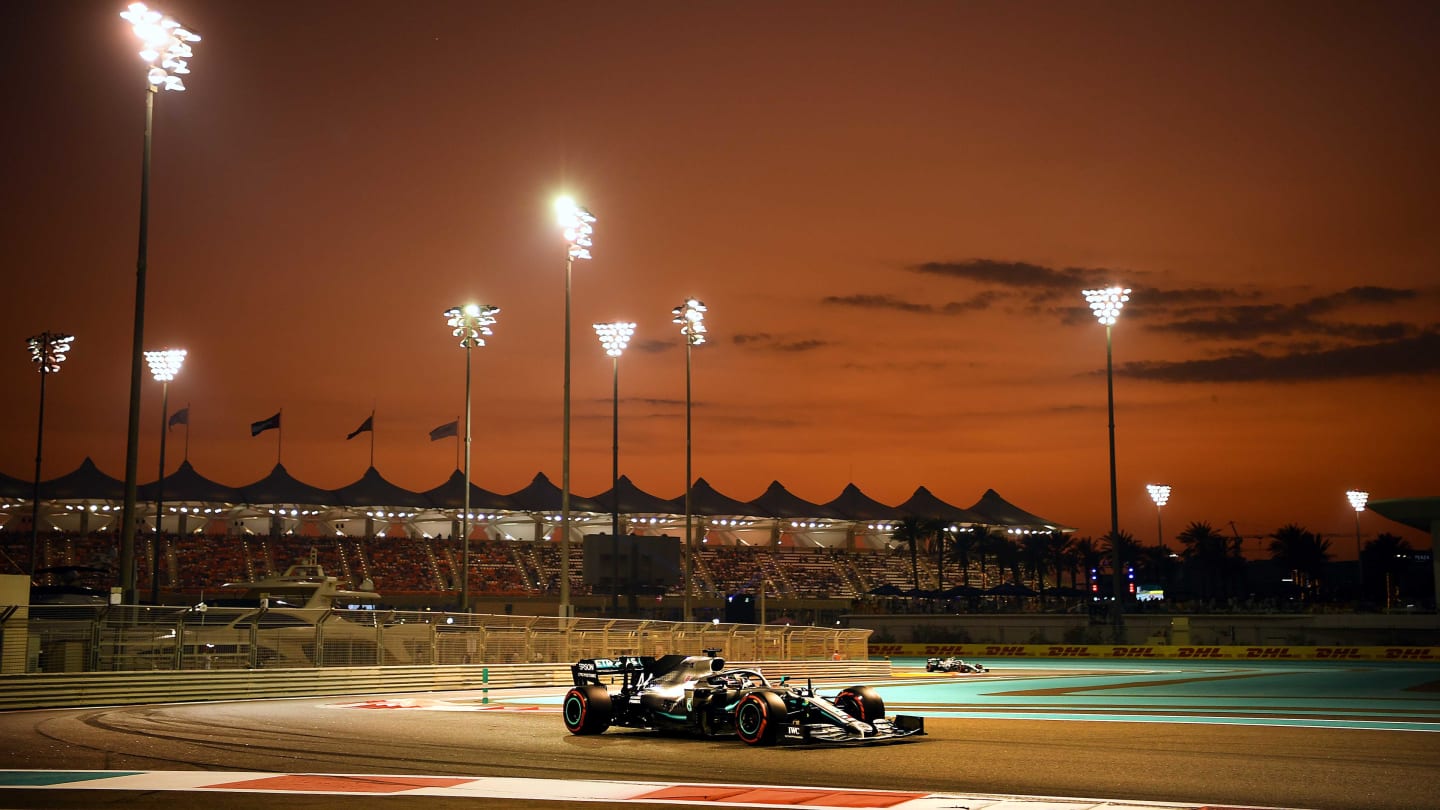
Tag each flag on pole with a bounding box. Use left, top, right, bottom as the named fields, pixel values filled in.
left=251, top=412, right=281, bottom=436
left=168, top=407, right=189, bottom=429
left=429, top=420, right=458, bottom=441
left=347, top=414, right=374, bottom=440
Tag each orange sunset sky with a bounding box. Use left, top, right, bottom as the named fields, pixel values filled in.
left=2, top=1, right=1436, bottom=553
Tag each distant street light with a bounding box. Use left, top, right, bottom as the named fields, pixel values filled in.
left=594, top=321, right=635, bottom=616
left=119, top=2, right=200, bottom=602
left=1146, top=484, right=1171, bottom=549
left=1347, top=489, right=1368, bottom=596
left=445, top=304, right=499, bottom=613
left=673, top=298, right=707, bottom=622
left=1083, top=286, right=1130, bottom=638
left=26, top=332, right=75, bottom=576
left=555, top=195, right=595, bottom=619
left=144, top=348, right=186, bottom=604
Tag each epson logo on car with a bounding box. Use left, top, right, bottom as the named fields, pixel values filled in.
left=577, top=662, right=596, bottom=671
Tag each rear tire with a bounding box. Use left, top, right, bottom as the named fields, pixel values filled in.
left=563, top=685, right=612, bottom=735
left=734, top=692, right=786, bottom=746
left=835, top=685, right=885, bottom=726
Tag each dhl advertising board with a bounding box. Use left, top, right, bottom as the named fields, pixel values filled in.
left=871, top=644, right=1440, bottom=662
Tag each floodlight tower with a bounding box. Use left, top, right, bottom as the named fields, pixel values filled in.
left=673, top=299, right=707, bottom=622
left=595, top=321, right=635, bottom=615
left=1082, top=286, right=1130, bottom=637
left=119, top=2, right=200, bottom=602
left=445, top=304, right=499, bottom=613
left=555, top=195, right=595, bottom=618
left=1146, top=484, right=1171, bottom=550
left=144, top=348, right=186, bottom=603
left=26, top=332, right=75, bottom=576
left=1347, top=489, right=1368, bottom=597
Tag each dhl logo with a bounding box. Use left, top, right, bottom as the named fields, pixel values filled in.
left=1176, top=647, right=1223, bottom=658
left=923, top=645, right=971, bottom=655
left=1045, top=646, right=1093, bottom=657
left=871, top=645, right=904, bottom=656
left=1246, top=647, right=1298, bottom=658
left=984, top=645, right=1029, bottom=656
left=1314, top=648, right=1362, bottom=659
left=1384, top=648, right=1437, bottom=660
left=1111, top=647, right=1159, bottom=657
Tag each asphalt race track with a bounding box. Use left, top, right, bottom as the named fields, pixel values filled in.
left=1, top=659, right=1437, bottom=810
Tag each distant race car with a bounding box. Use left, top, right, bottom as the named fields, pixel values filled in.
left=925, top=657, right=988, bottom=673
left=563, top=650, right=925, bottom=746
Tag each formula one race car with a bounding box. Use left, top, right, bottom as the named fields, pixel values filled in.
left=925, top=656, right=988, bottom=673
left=563, top=650, right=924, bottom=746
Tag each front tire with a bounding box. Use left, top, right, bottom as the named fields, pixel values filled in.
left=563, top=685, right=612, bottom=735
left=835, top=685, right=885, bottom=726
left=734, top=692, right=786, bottom=746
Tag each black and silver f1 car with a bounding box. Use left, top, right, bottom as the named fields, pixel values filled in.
left=925, top=656, right=988, bottom=673
left=563, top=650, right=924, bottom=746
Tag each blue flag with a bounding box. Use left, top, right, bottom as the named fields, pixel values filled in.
left=168, top=407, right=189, bottom=429
left=429, top=420, right=458, bottom=441
left=250, top=412, right=281, bottom=436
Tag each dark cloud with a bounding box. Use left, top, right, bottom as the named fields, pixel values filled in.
left=822, top=293, right=932, bottom=313
left=911, top=259, right=1097, bottom=290
left=1120, top=330, right=1440, bottom=383
left=822, top=291, right=1002, bottom=316
left=1153, top=286, right=1421, bottom=342
left=630, top=338, right=674, bottom=354
left=731, top=333, right=829, bottom=352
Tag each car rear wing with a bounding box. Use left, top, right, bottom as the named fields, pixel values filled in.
left=571, top=656, right=654, bottom=687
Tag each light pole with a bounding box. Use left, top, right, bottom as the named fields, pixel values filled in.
left=673, top=299, right=707, bottom=622
left=144, top=348, right=186, bottom=604
left=1347, top=489, right=1368, bottom=598
left=595, top=321, right=635, bottom=616
left=555, top=195, right=594, bottom=619
left=445, top=304, right=499, bottom=613
left=1146, top=484, right=1171, bottom=550
left=119, top=3, right=200, bottom=602
left=1083, top=286, right=1130, bottom=638
left=26, top=332, right=74, bottom=577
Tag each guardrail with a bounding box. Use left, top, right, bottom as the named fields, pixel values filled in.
left=0, top=659, right=890, bottom=711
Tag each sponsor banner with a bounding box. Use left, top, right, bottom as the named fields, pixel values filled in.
left=870, top=643, right=1440, bottom=662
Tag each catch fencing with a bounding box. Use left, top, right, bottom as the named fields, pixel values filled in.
left=2, top=604, right=870, bottom=674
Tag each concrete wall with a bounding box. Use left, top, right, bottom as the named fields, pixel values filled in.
left=0, top=575, right=29, bottom=674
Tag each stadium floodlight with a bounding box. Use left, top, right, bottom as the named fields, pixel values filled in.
left=555, top=194, right=596, bottom=618
left=1347, top=489, right=1368, bottom=594
left=1147, top=483, right=1171, bottom=549
left=1081, top=286, right=1130, bottom=637
left=119, top=2, right=201, bottom=603
left=26, top=332, right=74, bottom=577
left=672, top=299, right=707, bottom=622
left=144, top=348, right=187, bottom=603
left=444, top=304, right=500, bottom=613
left=594, top=321, right=636, bottom=616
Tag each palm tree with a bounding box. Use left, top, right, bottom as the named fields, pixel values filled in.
left=1021, top=532, right=1051, bottom=596
left=892, top=516, right=927, bottom=591
left=951, top=527, right=978, bottom=587
left=927, top=519, right=950, bottom=590
left=1046, top=532, right=1075, bottom=592
left=1361, top=532, right=1413, bottom=606
left=1268, top=523, right=1332, bottom=600
left=1177, top=521, right=1235, bottom=603
left=1102, top=529, right=1140, bottom=596
left=1072, top=536, right=1102, bottom=592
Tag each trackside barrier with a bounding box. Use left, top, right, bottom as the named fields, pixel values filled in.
left=872, top=643, right=1440, bottom=662
left=0, top=659, right=889, bottom=712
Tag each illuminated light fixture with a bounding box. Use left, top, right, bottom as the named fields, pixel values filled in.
left=121, top=3, right=200, bottom=92
left=26, top=331, right=75, bottom=576
left=144, top=347, right=187, bottom=602
left=1147, top=483, right=1171, bottom=550
left=595, top=320, right=635, bottom=617
left=444, top=303, right=499, bottom=614
left=1081, top=284, right=1131, bottom=633
left=1083, top=286, right=1131, bottom=326
left=118, top=3, right=202, bottom=602
left=555, top=194, right=597, bottom=619
left=673, top=297, right=708, bottom=622
left=1347, top=489, right=1369, bottom=591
